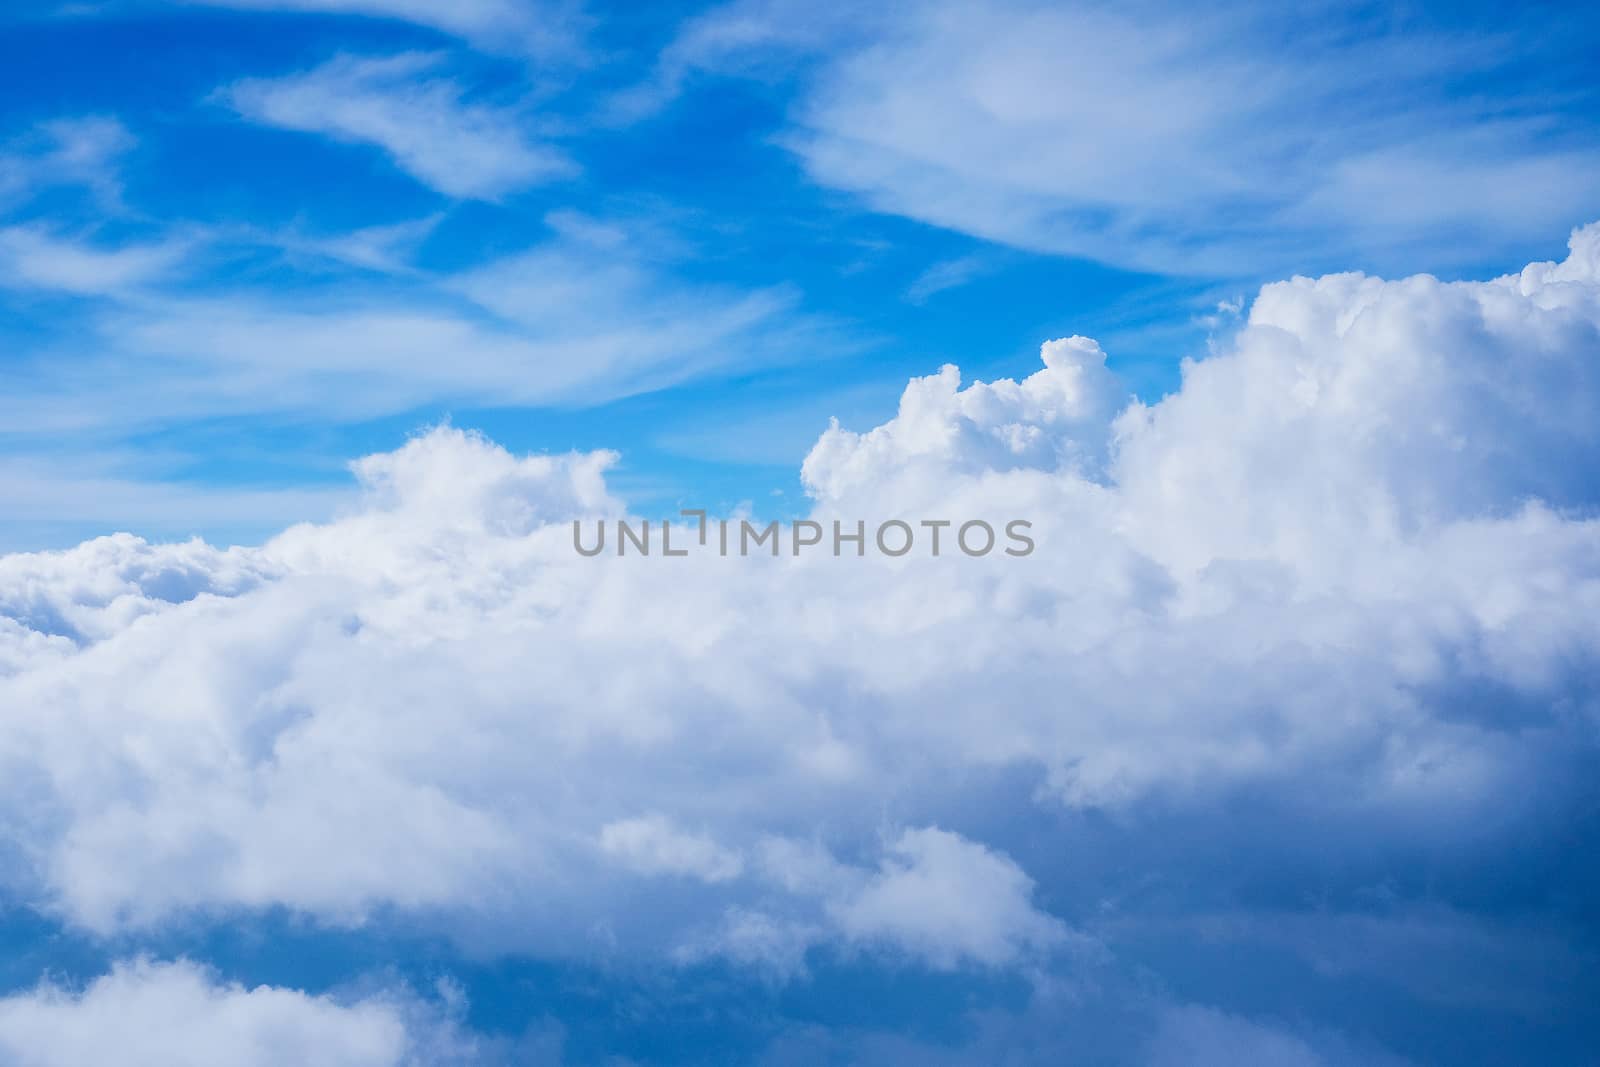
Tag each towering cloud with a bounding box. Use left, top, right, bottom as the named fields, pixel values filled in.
left=1, top=223, right=1598, bottom=1059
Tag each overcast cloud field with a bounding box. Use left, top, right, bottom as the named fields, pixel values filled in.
left=1, top=2, right=1599, bottom=1065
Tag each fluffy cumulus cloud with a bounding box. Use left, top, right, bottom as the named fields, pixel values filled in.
left=823, top=827, right=1071, bottom=969
left=801, top=334, right=1123, bottom=495
left=2, top=224, right=1600, bottom=1059
left=0, top=959, right=472, bottom=1067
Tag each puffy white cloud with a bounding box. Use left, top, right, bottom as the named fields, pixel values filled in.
left=0, top=959, right=473, bottom=1067
left=0, top=227, right=1598, bottom=1000
left=825, top=827, right=1069, bottom=969
left=680, top=827, right=1070, bottom=976
left=0, top=531, right=272, bottom=650
left=1109, top=237, right=1600, bottom=578
left=801, top=334, right=1123, bottom=498
left=223, top=53, right=573, bottom=200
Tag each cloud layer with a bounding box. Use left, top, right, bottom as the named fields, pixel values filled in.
left=2, top=223, right=1599, bottom=1059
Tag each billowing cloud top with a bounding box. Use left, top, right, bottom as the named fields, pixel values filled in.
left=1, top=224, right=1598, bottom=1062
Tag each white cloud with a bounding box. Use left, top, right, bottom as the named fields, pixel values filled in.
left=0, top=531, right=274, bottom=671
left=1144, top=1004, right=1411, bottom=1067
left=826, top=828, right=1069, bottom=969
left=177, top=0, right=586, bottom=60
left=904, top=254, right=991, bottom=303
left=0, top=225, right=189, bottom=295
left=0, top=219, right=812, bottom=430
left=600, top=814, right=745, bottom=883
left=0, top=959, right=471, bottom=1067
left=270, top=214, right=444, bottom=275
left=0, top=116, right=132, bottom=209
left=801, top=333, right=1123, bottom=496
left=655, top=0, right=1600, bottom=275
left=0, top=454, right=352, bottom=555
left=223, top=52, right=574, bottom=200
left=0, top=226, right=1597, bottom=991
left=681, top=827, right=1071, bottom=975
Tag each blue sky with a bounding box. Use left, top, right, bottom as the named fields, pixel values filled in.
left=1, top=2, right=1599, bottom=1065
left=3, top=0, right=1597, bottom=549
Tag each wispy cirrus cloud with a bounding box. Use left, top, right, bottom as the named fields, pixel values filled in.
left=0, top=211, right=824, bottom=430
left=0, top=116, right=133, bottom=210
left=268, top=213, right=444, bottom=275
left=221, top=52, right=575, bottom=200
left=177, top=0, right=588, bottom=61
left=904, top=253, right=993, bottom=303
left=0, top=454, right=348, bottom=532
left=0, top=225, right=191, bottom=295
left=644, top=0, right=1600, bottom=276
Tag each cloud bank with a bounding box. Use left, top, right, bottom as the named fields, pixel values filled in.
left=2, top=223, right=1599, bottom=1059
